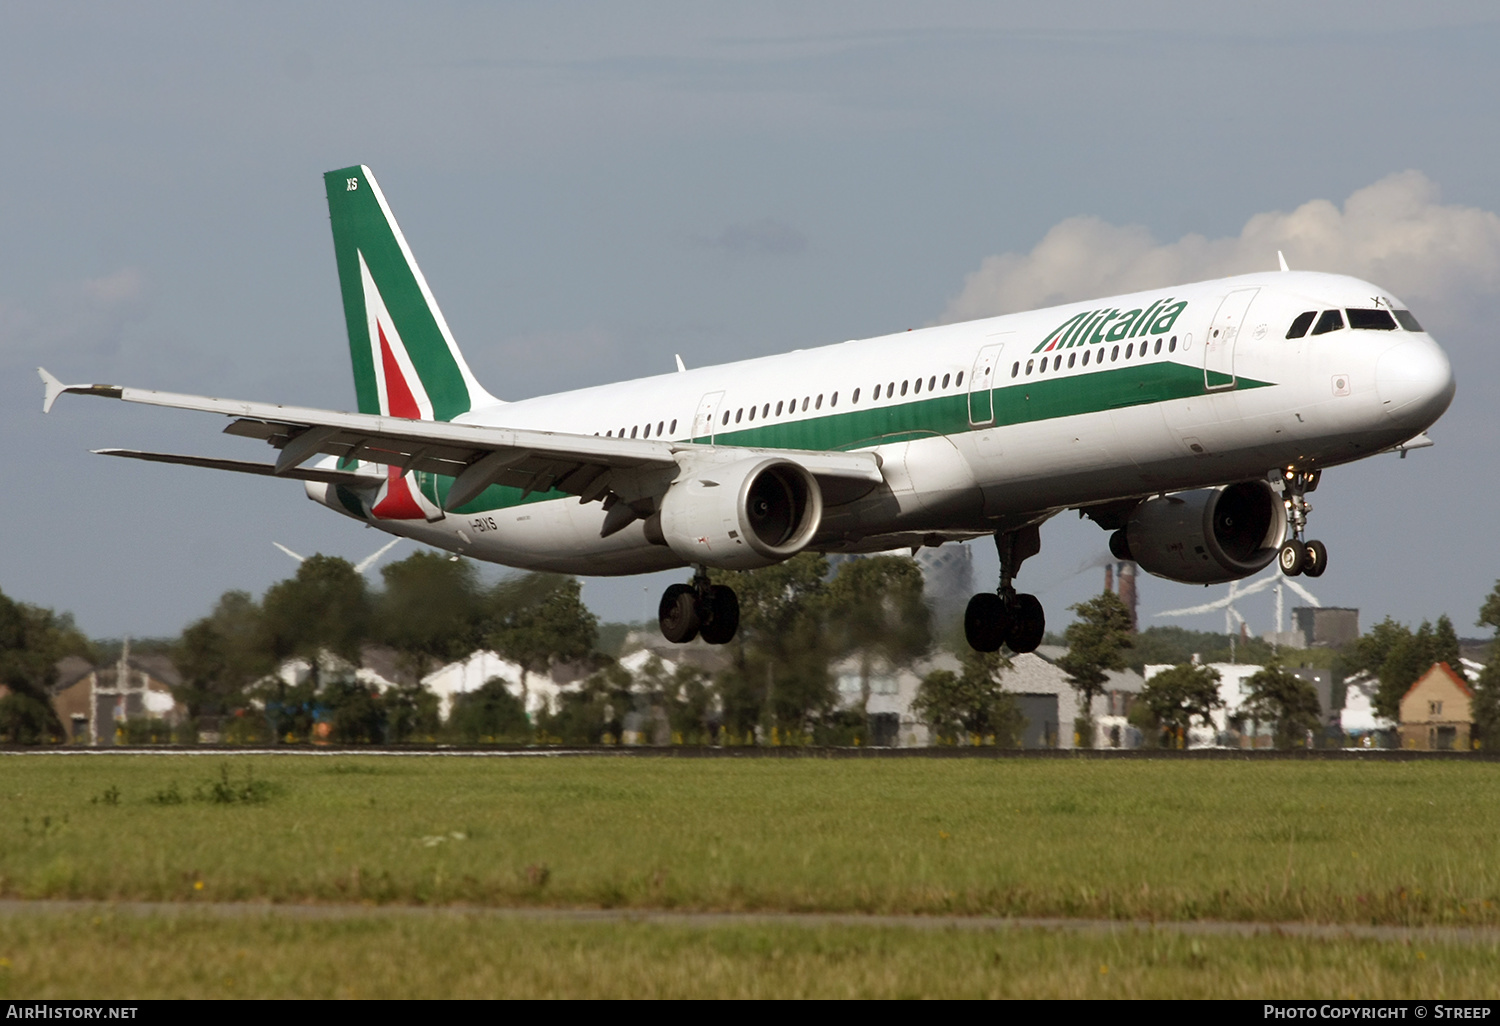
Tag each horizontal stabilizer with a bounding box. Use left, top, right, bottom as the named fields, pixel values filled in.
left=94, top=449, right=382, bottom=487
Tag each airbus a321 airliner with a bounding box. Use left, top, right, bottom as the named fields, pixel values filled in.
left=41, top=166, right=1455, bottom=653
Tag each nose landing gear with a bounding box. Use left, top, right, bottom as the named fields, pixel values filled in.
left=1278, top=469, right=1327, bottom=578
left=658, top=568, right=740, bottom=645
left=964, top=525, right=1046, bottom=653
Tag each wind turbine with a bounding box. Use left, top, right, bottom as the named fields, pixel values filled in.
left=273, top=537, right=403, bottom=575
left=1157, top=570, right=1325, bottom=655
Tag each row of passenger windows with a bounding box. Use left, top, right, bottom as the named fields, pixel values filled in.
left=602, top=418, right=678, bottom=439
left=599, top=369, right=971, bottom=438
left=1285, top=308, right=1422, bottom=338
left=718, top=370, right=968, bottom=426
left=1013, top=335, right=1177, bottom=378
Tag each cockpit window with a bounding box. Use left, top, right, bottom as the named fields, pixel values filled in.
left=1394, top=309, right=1424, bottom=332
left=1346, top=308, right=1397, bottom=331
left=1286, top=311, right=1316, bottom=339
left=1310, top=309, right=1344, bottom=335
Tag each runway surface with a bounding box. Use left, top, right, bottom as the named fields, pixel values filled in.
left=1, top=899, right=1496, bottom=945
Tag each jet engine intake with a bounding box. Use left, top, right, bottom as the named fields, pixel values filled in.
left=1114, top=480, right=1286, bottom=585
left=655, top=457, right=823, bottom=570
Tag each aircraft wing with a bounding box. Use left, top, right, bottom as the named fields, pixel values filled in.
left=41, top=369, right=884, bottom=511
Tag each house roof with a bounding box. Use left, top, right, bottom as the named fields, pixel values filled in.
left=1400, top=662, right=1473, bottom=703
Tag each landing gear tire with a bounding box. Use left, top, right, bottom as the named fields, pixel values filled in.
left=658, top=583, right=700, bottom=643
left=964, top=593, right=1008, bottom=653
left=1007, top=593, right=1046, bottom=654
left=1302, top=539, right=1328, bottom=578
left=1278, top=539, right=1307, bottom=577
left=699, top=584, right=740, bottom=646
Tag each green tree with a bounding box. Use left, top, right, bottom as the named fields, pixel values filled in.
left=320, top=679, right=386, bottom=744
left=173, top=591, right=273, bottom=731
left=912, top=650, right=1022, bottom=746
left=375, top=551, right=485, bottom=682
left=449, top=677, right=533, bottom=743
left=0, top=589, right=92, bottom=744
left=1056, top=590, right=1134, bottom=746
left=260, top=556, right=372, bottom=739
left=1139, top=663, right=1223, bottom=747
left=713, top=553, right=835, bottom=739
left=1353, top=616, right=1464, bottom=722
left=489, top=574, right=598, bottom=710
left=534, top=664, right=632, bottom=745
left=825, top=555, right=931, bottom=730
left=1473, top=581, right=1500, bottom=749
left=1242, top=657, right=1323, bottom=749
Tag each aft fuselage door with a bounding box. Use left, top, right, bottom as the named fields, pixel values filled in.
left=693, top=390, right=725, bottom=443
left=968, top=342, right=1004, bottom=426
left=1203, top=288, right=1259, bottom=390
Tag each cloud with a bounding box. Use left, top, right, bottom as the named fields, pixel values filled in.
left=0, top=266, right=149, bottom=365
left=942, top=172, right=1500, bottom=333
left=695, top=217, right=808, bottom=257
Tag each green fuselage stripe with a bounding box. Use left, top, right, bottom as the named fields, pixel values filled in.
left=419, top=361, right=1272, bottom=515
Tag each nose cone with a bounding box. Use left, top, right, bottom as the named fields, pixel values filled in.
left=1375, top=340, right=1455, bottom=428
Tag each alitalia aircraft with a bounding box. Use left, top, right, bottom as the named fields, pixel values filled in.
left=41, top=166, right=1454, bottom=653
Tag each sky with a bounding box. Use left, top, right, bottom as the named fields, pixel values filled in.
left=3, top=2, right=1499, bottom=642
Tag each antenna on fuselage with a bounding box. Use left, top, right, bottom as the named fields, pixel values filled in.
left=675, top=354, right=687, bottom=373
left=1277, top=251, right=1291, bottom=272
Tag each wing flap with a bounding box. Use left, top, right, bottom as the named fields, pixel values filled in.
left=94, top=449, right=384, bottom=486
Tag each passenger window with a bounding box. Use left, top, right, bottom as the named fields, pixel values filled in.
left=852, top=388, right=860, bottom=403
left=670, top=419, right=677, bottom=434
left=1154, top=339, right=1162, bottom=355
left=955, top=371, right=964, bottom=386
left=735, top=409, right=743, bottom=423
left=1025, top=359, right=1034, bottom=375
left=914, top=377, right=923, bottom=394
left=1286, top=311, right=1316, bottom=339
left=1011, top=362, right=1019, bottom=378
left=1346, top=308, right=1397, bottom=331
left=747, top=406, right=755, bottom=421
left=1067, top=353, right=1076, bottom=368
left=631, top=426, right=639, bottom=438
left=830, top=392, right=838, bottom=407
left=942, top=373, right=951, bottom=388
left=1169, top=336, right=1177, bottom=352
left=1053, top=355, right=1062, bottom=370
left=815, top=394, right=823, bottom=410
left=900, top=381, right=908, bottom=396
left=802, top=397, right=810, bottom=412
left=1111, top=345, right=1120, bottom=361
left=643, top=423, right=651, bottom=437
left=775, top=401, right=783, bottom=416
left=887, top=382, right=895, bottom=396
left=657, top=421, right=665, bottom=435
left=761, top=405, right=769, bottom=419
left=605, top=430, right=612, bottom=437
left=1394, top=309, right=1424, bottom=332
left=1125, top=343, right=1134, bottom=359
left=721, top=411, right=729, bottom=426
left=1038, top=358, right=1047, bottom=375
left=1082, top=350, right=1090, bottom=366
left=928, top=375, right=937, bottom=390
left=1311, top=309, right=1344, bottom=335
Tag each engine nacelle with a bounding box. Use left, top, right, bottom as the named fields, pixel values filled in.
left=655, top=457, right=823, bottom=570
left=1114, top=480, right=1286, bottom=585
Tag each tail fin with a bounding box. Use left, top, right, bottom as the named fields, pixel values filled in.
left=324, top=165, right=499, bottom=420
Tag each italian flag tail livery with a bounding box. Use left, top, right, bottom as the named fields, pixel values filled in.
left=324, top=165, right=497, bottom=421
left=324, top=165, right=497, bottom=521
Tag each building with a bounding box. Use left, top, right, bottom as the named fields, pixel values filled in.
left=1398, top=662, right=1474, bottom=751
left=1292, top=607, right=1361, bottom=649
left=51, top=644, right=183, bottom=746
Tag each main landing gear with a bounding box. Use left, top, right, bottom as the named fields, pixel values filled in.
left=964, top=525, right=1046, bottom=654
left=658, top=567, right=740, bottom=646
left=1277, top=469, right=1327, bottom=579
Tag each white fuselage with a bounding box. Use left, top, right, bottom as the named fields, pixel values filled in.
left=312, top=270, right=1454, bottom=577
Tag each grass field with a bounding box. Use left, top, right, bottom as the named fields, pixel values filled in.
left=1, top=754, right=1496, bottom=927
left=2, top=909, right=1498, bottom=999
